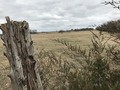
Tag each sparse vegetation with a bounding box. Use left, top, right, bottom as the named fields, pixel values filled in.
left=36, top=31, right=120, bottom=90
left=1, top=0, right=120, bottom=90
left=96, top=19, right=120, bottom=33
left=0, top=30, right=120, bottom=90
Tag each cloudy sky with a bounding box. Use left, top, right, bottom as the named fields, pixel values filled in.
left=0, top=0, right=120, bottom=33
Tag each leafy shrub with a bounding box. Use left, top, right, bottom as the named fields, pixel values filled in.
left=58, top=30, right=66, bottom=33
left=36, top=31, right=120, bottom=90
left=96, top=20, right=120, bottom=33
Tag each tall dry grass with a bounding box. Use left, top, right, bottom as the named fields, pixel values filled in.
left=36, top=31, right=120, bottom=90
left=0, top=31, right=120, bottom=90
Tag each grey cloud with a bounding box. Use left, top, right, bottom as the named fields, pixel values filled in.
left=0, top=0, right=120, bottom=32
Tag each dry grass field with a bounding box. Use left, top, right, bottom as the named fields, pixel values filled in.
left=0, top=30, right=114, bottom=90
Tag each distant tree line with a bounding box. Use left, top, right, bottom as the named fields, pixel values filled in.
left=96, top=19, right=120, bottom=33
left=58, top=28, right=94, bottom=33
left=30, top=29, right=38, bottom=34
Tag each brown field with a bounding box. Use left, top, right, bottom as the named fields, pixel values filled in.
left=0, top=30, right=115, bottom=90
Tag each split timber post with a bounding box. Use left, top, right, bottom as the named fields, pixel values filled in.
left=0, top=17, right=43, bottom=90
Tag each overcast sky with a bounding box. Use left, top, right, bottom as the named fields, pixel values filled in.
left=0, top=0, right=120, bottom=33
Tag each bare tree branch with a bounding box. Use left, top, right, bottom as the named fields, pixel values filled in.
left=102, top=0, right=120, bottom=9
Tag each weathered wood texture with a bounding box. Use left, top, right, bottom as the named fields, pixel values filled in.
left=0, top=17, right=43, bottom=90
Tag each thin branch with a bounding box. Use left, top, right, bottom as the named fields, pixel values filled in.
left=102, top=0, right=120, bottom=9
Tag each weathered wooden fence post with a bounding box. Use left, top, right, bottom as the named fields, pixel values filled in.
left=0, top=17, right=43, bottom=90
